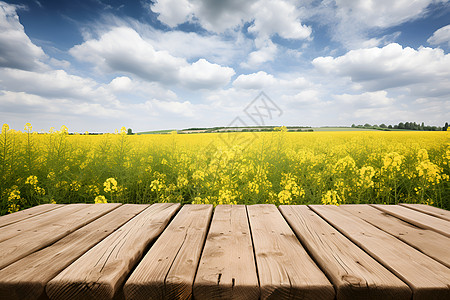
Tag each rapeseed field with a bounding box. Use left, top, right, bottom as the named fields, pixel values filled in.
left=1, top=123, right=449, bottom=215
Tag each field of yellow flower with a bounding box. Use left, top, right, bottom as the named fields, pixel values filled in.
left=1, top=123, right=449, bottom=215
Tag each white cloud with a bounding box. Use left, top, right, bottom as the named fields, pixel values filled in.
left=241, top=40, right=278, bottom=68
left=335, top=91, right=395, bottom=108
left=109, top=76, right=133, bottom=92
left=248, top=0, right=311, bottom=40
left=0, top=68, right=114, bottom=102
left=283, top=89, right=322, bottom=105
left=70, top=27, right=235, bottom=89
left=151, top=0, right=193, bottom=27
left=0, top=1, right=46, bottom=70
left=179, top=59, right=235, bottom=90
left=143, top=99, right=196, bottom=118
left=151, top=0, right=257, bottom=33
left=233, top=71, right=277, bottom=89
left=313, top=43, right=450, bottom=97
left=428, top=24, right=450, bottom=47
left=147, top=30, right=249, bottom=65
left=151, top=0, right=311, bottom=41
left=150, top=0, right=311, bottom=65
left=233, top=71, right=312, bottom=91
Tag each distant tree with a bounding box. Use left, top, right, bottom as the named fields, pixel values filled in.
left=398, top=122, right=405, bottom=129
left=380, top=123, right=387, bottom=128
left=127, top=128, right=133, bottom=135
left=444, top=122, right=449, bottom=131
left=351, top=124, right=356, bottom=128
left=421, top=122, right=425, bottom=130
left=364, top=123, right=372, bottom=128
left=388, top=125, right=393, bottom=129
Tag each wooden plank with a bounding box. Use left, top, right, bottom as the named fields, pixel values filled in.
left=372, top=204, right=450, bottom=238
left=46, top=203, right=180, bottom=300
left=399, top=203, right=450, bottom=222
left=193, top=205, right=259, bottom=300
left=0, top=203, right=91, bottom=243
left=0, top=204, right=148, bottom=300
left=0, top=204, right=63, bottom=228
left=279, top=205, right=411, bottom=300
left=341, top=204, right=450, bottom=268
left=0, top=203, right=120, bottom=270
left=248, top=204, right=334, bottom=300
left=124, top=204, right=213, bottom=300
left=310, top=205, right=450, bottom=300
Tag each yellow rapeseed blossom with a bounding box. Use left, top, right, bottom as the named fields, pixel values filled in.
left=25, top=175, right=38, bottom=186
left=321, top=190, right=342, bottom=206
left=103, top=178, right=118, bottom=193
left=94, top=195, right=108, bottom=204
left=2, top=123, right=9, bottom=133
left=24, top=123, right=32, bottom=132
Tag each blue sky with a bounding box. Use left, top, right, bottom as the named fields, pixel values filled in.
left=1, top=0, right=449, bottom=132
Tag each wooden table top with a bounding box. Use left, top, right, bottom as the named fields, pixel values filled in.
left=0, top=203, right=449, bottom=300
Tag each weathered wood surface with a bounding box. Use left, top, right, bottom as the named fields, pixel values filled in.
left=341, top=204, right=450, bottom=268
left=194, top=205, right=259, bottom=300
left=310, top=205, right=450, bottom=300
left=0, top=204, right=148, bottom=300
left=372, top=204, right=450, bottom=237
left=0, top=204, right=63, bottom=228
left=124, top=204, right=213, bottom=300
left=280, top=205, right=411, bottom=300
left=399, top=203, right=450, bottom=222
left=0, top=203, right=120, bottom=269
left=46, top=203, right=180, bottom=300
left=1, top=203, right=449, bottom=300
left=248, top=204, right=335, bottom=300
left=0, top=204, right=90, bottom=243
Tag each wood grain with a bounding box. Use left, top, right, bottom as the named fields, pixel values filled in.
left=0, top=204, right=63, bottom=228
left=0, top=204, right=90, bottom=243
left=372, top=204, right=450, bottom=237
left=280, top=205, right=411, bottom=300
left=341, top=204, right=450, bottom=268
left=248, top=204, right=334, bottom=300
left=310, top=205, right=450, bottom=300
left=124, top=204, right=213, bottom=300
left=0, top=203, right=120, bottom=270
left=0, top=204, right=148, bottom=300
left=399, top=203, right=450, bottom=222
left=46, top=203, right=180, bottom=300
left=193, top=205, right=259, bottom=300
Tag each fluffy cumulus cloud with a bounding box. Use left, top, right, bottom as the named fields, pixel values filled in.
left=233, top=71, right=311, bottom=90
left=0, top=1, right=46, bottom=70
left=313, top=43, right=450, bottom=97
left=70, top=27, right=235, bottom=89
left=179, top=59, right=235, bottom=89
left=428, top=24, right=450, bottom=47
left=151, top=0, right=311, bottom=66
left=151, top=0, right=311, bottom=40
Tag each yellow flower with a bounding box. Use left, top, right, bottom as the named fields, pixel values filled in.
left=103, top=178, right=118, bottom=193
left=321, top=190, right=342, bottom=206
left=60, top=125, right=68, bottom=134
left=24, top=123, right=32, bottom=132
left=120, top=126, right=127, bottom=135
left=2, top=123, right=9, bottom=133
left=94, top=195, right=108, bottom=204
left=25, top=175, right=38, bottom=186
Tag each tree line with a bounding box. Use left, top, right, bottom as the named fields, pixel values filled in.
left=351, top=122, right=449, bottom=131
